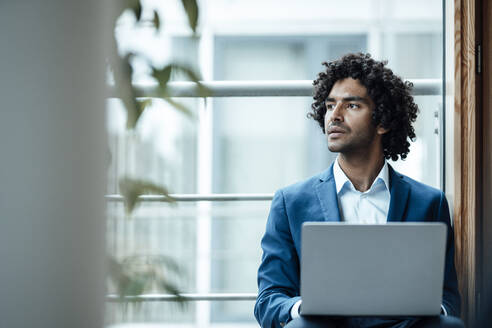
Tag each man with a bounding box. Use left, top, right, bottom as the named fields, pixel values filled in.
left=254, top=53, right=463, bottom=328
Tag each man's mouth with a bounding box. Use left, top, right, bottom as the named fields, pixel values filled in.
left=329, top=132, right=343, bottom=137
left=327, top=126, right=347, bottom=136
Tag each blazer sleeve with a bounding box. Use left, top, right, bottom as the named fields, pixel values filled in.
left=437, top=192, right=461, bottom=317
left=254, top=190, right=301, bottom=328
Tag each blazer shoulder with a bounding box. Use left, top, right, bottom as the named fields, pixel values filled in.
left=395, top=170, right=444, bottom=199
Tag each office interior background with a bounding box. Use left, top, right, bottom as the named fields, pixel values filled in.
left=2, top=0, right=491, bottom=328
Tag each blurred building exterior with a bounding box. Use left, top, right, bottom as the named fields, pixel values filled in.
left=106, top=0, right=444, bottom=327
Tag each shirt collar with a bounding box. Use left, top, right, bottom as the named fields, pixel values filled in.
left=333, top=156, right=390, bottom=194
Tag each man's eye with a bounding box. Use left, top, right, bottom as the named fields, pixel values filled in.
left=348, top=103, right=360, bottom=109
left=326, top=104, right=335, bottom=110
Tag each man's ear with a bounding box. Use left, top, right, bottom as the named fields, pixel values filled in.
left=377, top=125, right=389, bottom=135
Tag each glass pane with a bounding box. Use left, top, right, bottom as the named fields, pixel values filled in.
left=212, top=96, right=328, bottom=193
left=390, top=95, right=442, bottom=188
left=105, top=98, right=199, bottom=326
left=106, top=202, right=198, bottom=325
left=210, top=201, right=268, bottom=322
left=386, top=32, right=443, bottom=188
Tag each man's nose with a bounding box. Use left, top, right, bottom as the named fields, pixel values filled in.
left=330, top=103, right=344, bottom=122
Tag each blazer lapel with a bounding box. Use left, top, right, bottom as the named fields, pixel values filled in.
left=387, top=165, right=410, bottom=222
left=315, top=164, right=341, bottom=222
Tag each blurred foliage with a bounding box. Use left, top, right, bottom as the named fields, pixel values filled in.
left=108, top=254, right=185, bottom=305
left=180, top=0, right=199, bottom=32
left=119, top=177, right=176, bottom=214
left=108, top=0, right=205, bottom=214
left=108, top=0, right=202, bottom=302
left=109, top=0, right=207, bottom=130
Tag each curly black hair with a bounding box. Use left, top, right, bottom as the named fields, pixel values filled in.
left=308, top=53, right=419, bottom=161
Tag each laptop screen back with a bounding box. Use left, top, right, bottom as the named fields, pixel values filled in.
left=300, top=222, right=447, bottom=316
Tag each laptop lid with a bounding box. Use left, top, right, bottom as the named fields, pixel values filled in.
left=300, top=222, right=447, bottom=316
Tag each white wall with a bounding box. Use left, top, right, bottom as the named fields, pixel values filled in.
left=0, top=1, right=108, bottom=327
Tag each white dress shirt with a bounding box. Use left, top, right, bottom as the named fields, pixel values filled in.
left=333, top=157, right=390, bottom=224
left=290, top=158, right=447, bottom=319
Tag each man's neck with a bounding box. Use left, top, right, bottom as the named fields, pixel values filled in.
left=337, top=151, right=385, bottom=192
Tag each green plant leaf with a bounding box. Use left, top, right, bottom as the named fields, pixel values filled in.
left=107, top=255, right=184, bottom=302
left=160, top=280, right=186, bottom=306
left=137, top=98, right=153, bottom=110
left=107, top=256, right=131, bottom=300
left=151, top=63, right=210, bottom=118
left=125, top=98, right=153, bottom=129
left=151, top=65, right=173, bottom=90
left=171, top=64, right=211, bottom=97
left=123, top=274, right=148, bottom=296
left=153, top=63, right=210, bottom=98
left=108, top=49, right=143, bottom=130
left=180, top=0, right=199, bottom=33
left=146, top=255, right=182, bottom=275
left=153, top=10, right=161, bottom=31
left=131, top=0, right=143, bottom=21
left=162, top=97, right=194, bottom=118
left=119, top=177, right=175, bottom=214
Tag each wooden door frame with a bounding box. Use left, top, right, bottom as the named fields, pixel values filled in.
left=452, top=0, right=490, bottom=325
left=480, top=0, right=492, bottom=323
left=454, top=0, right=477, bottom=325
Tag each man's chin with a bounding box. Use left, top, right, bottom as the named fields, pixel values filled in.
left=327, top=143, right=343, bottom=153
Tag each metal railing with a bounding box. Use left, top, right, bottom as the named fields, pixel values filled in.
left=107, top=293, right=257, bottom=302
left=107, top=79, right=442, bottom=302
left=106, top=193, right=274, bottom=202
left=108, top=79, right=441, bottom=98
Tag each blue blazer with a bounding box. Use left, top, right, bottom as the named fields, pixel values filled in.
left=254, top=164, right=460, bottom=328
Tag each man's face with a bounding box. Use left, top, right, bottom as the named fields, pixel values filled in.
left=324, top=78, right=382, bottom=154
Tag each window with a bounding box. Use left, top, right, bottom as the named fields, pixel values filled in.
left=106, top=0, right=445, bottom=327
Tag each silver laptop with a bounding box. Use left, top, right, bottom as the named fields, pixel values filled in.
left=300, top=222, right=447, bottom=316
